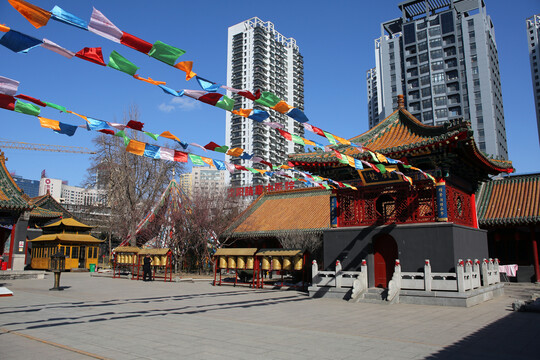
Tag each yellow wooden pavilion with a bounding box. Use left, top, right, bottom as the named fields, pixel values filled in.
left=29, top=218, right=104, bottom=270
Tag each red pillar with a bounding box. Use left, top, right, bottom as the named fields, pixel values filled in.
left=8, top=224, right=16, bottom=269
left=531, top=226, right=540, bottom=283
left=470, top=193, right=478, bottom=229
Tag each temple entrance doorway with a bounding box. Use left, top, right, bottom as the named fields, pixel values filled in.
left=373, top=234, right=398, bottom=288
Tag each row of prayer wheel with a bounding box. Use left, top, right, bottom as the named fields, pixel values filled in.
left=218, top=256, right=303, bottom=270
left=116, top=254, right=168, bottom=266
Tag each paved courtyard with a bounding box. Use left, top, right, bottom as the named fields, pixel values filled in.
left=0, top=273, right=539, bottom=359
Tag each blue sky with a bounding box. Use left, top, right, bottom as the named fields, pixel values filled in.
left=0, top=0, right=538, bottom=187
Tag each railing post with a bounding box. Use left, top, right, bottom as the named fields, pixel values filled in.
left=312, top=260, right=318, bottom=287
left=360, top=259, right=368, bottom=290
left=335, top=260, right=342, bottom=288
left=457, top=259, right=465, bottom=292
left=394, top=259, right=402, bottom=289
left=424, top=259, right=432, bottom=292
left=481, top=258, right=488, bottom=286
left=473, top=259, right=480, bottom=288
left=465, top=259, right=473, bottom=291
left=494, top=258, right=500, bottom=283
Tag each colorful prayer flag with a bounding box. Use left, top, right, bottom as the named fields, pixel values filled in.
left=108, top=50, right=139, bottom=76
left=0, top=76, right=19, bottom=96
left=41, top=38, right=75, bottom=58
left=126, top=139, right=145, bottom=156
left=287, top=108, right=309, bottom=123
left=188, top=154, right=205, bottom=166
left=38, top=116, right=60, bottom=130
left=149, top=40, right=185, bottom=66
left=255, top=91, right=281, bottom=107
left=248, top=109, right=269, bottom=122
left=215, top=95, right=234, bottom=111
left=0, top=30, right=42, bottom=53
left=14, top=94, right=45, bottom=107
left=174, top=61, right=196, bottom=80
left=196, top=76, right=220, bottom=92
left=143, top=144, right=160, bottom=159
left=75, top=47, right=106, bottom=66
left=50, top=5, right=88, bottom=30
left=88, top=8, right=123, bottom=43
left=8, top=0, right=51, bottom=28
left=272, top=100, right=292, bottom=114
left=120, top=32, right=153, bottom=54
left=14, top=99, right=40, bottom=116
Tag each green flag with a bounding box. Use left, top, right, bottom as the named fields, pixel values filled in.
left=291, top=134, right=305, bottom=146
left=215, top=95, right=234, bottom=111
left=44, top=101, right=66, bottom=112
left=188, top=154, right=205, bottom=166
left=114, top=130, right=130, bottom=146
left=375, top=164, right=387, bottom=174
left=144, top=131, right=159, bottom=141
left=245, top=167, right=259, bottom=174
left=149, top=41, right=186, bottom=66
left=214, top=145, right=229, bottom=153
left=323, top=131, right=337, bottom=145
left=255, top=91, right=281, bottom=107
left=108, top=51, right=139, bottom=76
left=14, top=100, right=40, bottom=116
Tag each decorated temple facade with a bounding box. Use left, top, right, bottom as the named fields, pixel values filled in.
left=0, top=151, right=63, bottom=270
left=224, top=98, right=515, bottom=288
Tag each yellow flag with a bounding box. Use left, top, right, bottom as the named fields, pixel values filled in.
left=38, top=117, right=60, bottom=131
left=174, top=61, right=197, bottom=81
left=8, top=0, right=51, bottom=28
left=133, top=74, right=166, bottom=86
left=126, top=140, right=145, bottom=156
left=226, top=147, right=244, bottom=157
left=159, top=131, right=180, bottom=142
left=0, top=24, right=10, bottom=32
left=271, top=100, right=293, bottom=114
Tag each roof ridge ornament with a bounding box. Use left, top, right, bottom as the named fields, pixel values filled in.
left=397, top=94, right=405, bottom=109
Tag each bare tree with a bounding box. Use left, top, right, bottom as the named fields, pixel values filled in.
left=170, top=187, right=247, bottom=274
left=278, top=232, right=323, bottom=258
left=86, top=106, right=184, bottom=245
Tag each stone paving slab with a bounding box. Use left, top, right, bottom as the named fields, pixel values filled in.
left=0, top=273, right=539, bottom=359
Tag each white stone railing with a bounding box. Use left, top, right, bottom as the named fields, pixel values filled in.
left=310, top=258, right=500, bottom=301
left=311, top=260, right=368, bottom=292
left=393, top=258, right=500, bottom=292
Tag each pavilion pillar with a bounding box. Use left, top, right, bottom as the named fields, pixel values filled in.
left=12, top=211, right=30, bottom=271
left=531, top=225, right=540, bottom=284
left=435, top=179, right=448, bottom=222
left=470, top=193, right=478, bottom=228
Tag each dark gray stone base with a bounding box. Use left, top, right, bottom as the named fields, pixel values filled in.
left=0, top=270, right=46, bottom=280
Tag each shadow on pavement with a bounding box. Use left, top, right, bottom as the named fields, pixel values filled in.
left=425, top=309, right=540, bottom=359
left=1, top=290, right=311, bottom=332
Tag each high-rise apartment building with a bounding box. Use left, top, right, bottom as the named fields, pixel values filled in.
left=527, top=14, right=540, bottom=145
left=39, top=178, right=106, bottom=206
left=367, top=0, right=508, bottom=159
left=179, top=173, right=192, bottom=199
left=192, top=167, right=227, bottom=196
left=226, top=17, right=304, bottom=187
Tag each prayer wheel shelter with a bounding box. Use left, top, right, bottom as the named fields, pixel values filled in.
left=29, top=218, right=103, bottom=270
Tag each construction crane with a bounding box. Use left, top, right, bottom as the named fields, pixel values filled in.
left=0, top=140, right=96, bottom=154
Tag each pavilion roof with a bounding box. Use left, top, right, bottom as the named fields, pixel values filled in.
left=29, top=193, right=75, bottom=220
left=477, top=173, right=540, bottom=227
left=289, top=108, right=513, bottom=176
left=222, top=188, right=331, bottom=239
left=0, top=151, right=33, bottom=212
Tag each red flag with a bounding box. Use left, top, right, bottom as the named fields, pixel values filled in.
left=120, top=32, right=153, bottom=54
left=75, top=47, right=106, bottom=66
left=198, top=93, right=223, bottom=106
left=261, top=160, right=273, bottom=168
left=126, top=120, right=144, bottom=131
left=0, top=94, right=16, bottom=111
left=204, top=142, right=220, bottom=151
left=277, top=129, right=292, bottom=141
left=99, top=129, right=115, bottom=135
left=15, top=94, right=46, bottom=107
left=311, top=126, right=325, bottom=136
left=234, top=164, right=247, bottom=171
left=173, top=150, right=188, bottom=162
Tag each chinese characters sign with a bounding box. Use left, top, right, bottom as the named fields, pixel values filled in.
left=228, top=181, right=296, bottom=198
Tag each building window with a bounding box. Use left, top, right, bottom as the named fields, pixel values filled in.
left=418, top=41, right=428, bottom=52
left=435, top=108, right=448, bottom=119
left=432, top=73, right=445, bottom=83
left=430, top=49, right=443, bottom=59
left=429, top=27, right=441, bottom=37
left=421, top=75, right=430, bottom=86
left=433, top=84, right=446, bottom=94
left=431, top=61, right=444, bottom=71
left=421, top=87, right=431, bottom=97
left=417, top=30, right=427, bottom=41
left=419, top=53, right=428, bottom=63
left=429, top=38, right=442, bottom=48
left=434, top=96, right=447, bottom=106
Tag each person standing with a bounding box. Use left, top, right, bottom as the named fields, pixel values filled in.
left=143, top=254, right=152, bottom=281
